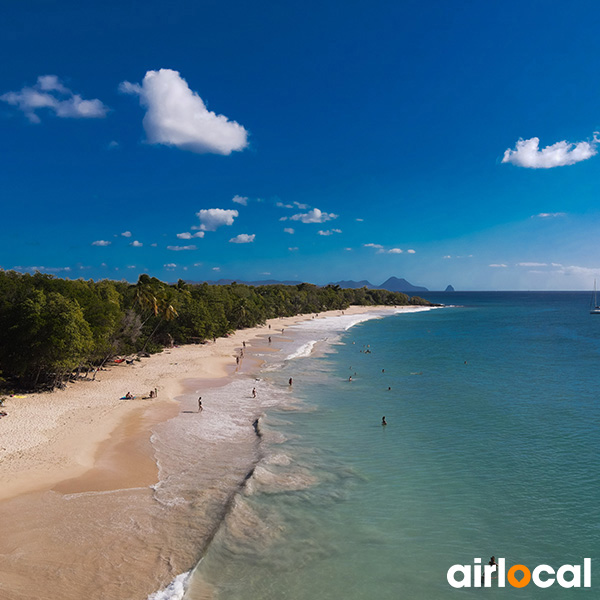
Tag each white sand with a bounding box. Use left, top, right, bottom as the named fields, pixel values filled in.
left=0, top=306, right=396, bottom=501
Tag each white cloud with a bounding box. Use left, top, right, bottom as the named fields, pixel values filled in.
left=294, top=201, right=310, bottom=209
left=388, top=248, right=403, bottom=254
left=151, top=243, right=158, bottom=247
left=284, top=228, right=295, bottom=234
left=193, top=262, right=203, bottom=267
left=229, top=233, right=255, bottom=243
left=196, top=208, right=238, bottom=231
left=407, top=249, right=416, bottom=254
left=1, top=75, right=108, bottom=123
left=517, top=262, right=547, bottom=267
left=364, top=243, right=384, bottom=250
left=318, top=228, right=342, bottom=236
left=232, top=195, right=248, bottom=206
left=119, top=69, right=248, bottom=155
left=443, top=255, right=452, bottom=259
left=164, top=263, right=177, bottom=268
left=502, top=136, right=597, bottom=168
left=130, top=240, right=143, bottom=247
left=178, top=231, right=206, bottom=240
left=212, top=267, right=221, bottom=271
left=92, top=240, right=111, bottom=246
left=121, top=231, right=132, bottom=237
left=345, top=247, right=353, bottom=251
left=533, top=212, right=567, bottom=218
left=276, top=201, right=294, bottom=209
left=167, top=245, right=197, bottom=251
left=127, top=265, right=136, bottom=269
left=288, top=247, right=299, bottom=251
left=355, top=218, right=364, bottom=222
left=489, top=264, right=508, bottom=268
left=261, top=272, right=271, bottom=275
left=108, top=140, right=119, bottom=149
left=289, top=208, right=338, bottom=224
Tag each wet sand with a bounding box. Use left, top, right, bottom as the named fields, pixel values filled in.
left=0, top=306, right=398, bottom=600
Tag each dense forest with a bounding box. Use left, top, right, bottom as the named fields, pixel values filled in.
left=0, top=271, right=431, bottom=390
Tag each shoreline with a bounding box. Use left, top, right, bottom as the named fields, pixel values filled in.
left=0, top=306, right=397, bottom=502
left=0, top=305, right=411, bottom=600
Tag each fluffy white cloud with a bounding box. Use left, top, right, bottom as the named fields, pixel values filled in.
left=164, top=263, right=177, bottom=268
left=130, top=240, right=143, bottom=247
left=502, top=136, right=597, bottom=168
left=388, top=248, right=403, bottom=254
left=364, top=243, right=384, bottom=250
left=196, top=208, right=238, bottom=231
left=229, top=233, right=255, bottom=243
left=177, top=231, right=205, bottom=239
left=119, top=69, right=248, bottom=155
left=517, top=262, right=547, bottom=267
left=318, top=228, right=342, bottom=236
left=212, top=267, right=221, bottom=271
left=284, top=228, right=295, bottom=234
left=407, top=249, right=416, bottom=254
left=232, top=195, right=248, bottom=206
left=294, top=201, right=309, bottom=209
left=92, top=240, right=111, bottom=246
left=167, top=245, right=197, bottom=251
left=489, top=264, right=508, bottom=268
left=289, top=208, right=338, bottom=224
left=121, top=231, right=132, bottom=237
left=1, top=75, right=108, bottom=123
left=355, top=218, right=364, bottom=222
left=276, top=201, right=293, bottom=209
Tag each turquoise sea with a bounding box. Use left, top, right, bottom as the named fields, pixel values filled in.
left=153, top=293, right=600, bottom=599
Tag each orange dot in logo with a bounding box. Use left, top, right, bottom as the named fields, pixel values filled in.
left=507, top=565, right=531, bottom=588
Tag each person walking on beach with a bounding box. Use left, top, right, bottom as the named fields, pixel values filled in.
left=268, top=336, right=272, bottom=343
left=198, top=397, right=203, bottom=412
left=252, top=387, right=257, bottom=398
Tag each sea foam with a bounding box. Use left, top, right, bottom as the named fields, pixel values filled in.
left=147, top=571, right=191, bottom=600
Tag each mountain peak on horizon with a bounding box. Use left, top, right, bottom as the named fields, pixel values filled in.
left=378, top=277, right=428, bottom=293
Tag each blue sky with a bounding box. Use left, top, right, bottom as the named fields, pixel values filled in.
left=2, top=0, right=600, bottom=290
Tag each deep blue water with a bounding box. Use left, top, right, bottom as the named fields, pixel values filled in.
left=185, top=293, right=600, bottom=599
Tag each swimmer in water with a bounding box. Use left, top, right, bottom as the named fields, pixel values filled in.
left=382, top=416, right=387, bottom=426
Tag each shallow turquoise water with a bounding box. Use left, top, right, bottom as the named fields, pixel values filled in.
left=186, top=294, right=600, bottom=599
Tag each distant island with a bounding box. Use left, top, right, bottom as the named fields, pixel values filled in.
left=445, top=285, right=455, bottom=292
left=188, top=275, right=430, bottom=293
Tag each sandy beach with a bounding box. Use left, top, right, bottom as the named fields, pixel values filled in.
left=0, top=305, right=400, bottom=600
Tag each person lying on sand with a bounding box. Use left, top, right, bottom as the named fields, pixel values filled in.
left=124, top=392, right=133, bottom=399
left=0, top=411, right=8, bottom=418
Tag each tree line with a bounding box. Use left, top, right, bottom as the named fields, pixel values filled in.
left=0, top=271, right=431, bottom=390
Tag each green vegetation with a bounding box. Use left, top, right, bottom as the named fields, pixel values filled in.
left=0, top=271, right=431, bottom=390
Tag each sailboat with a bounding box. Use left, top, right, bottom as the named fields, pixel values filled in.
left=590, top=280, right=600, bottom=314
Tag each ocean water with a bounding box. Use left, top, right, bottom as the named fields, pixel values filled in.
left=151, top=294, right=600, bottom=599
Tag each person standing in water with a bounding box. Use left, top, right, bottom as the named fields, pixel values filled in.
left=288, top=377, right=293, bottom=386
left=382, top=416, right=387, bottom=426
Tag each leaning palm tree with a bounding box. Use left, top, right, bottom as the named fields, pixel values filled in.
left=140, top=296, right=179, bottom=352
